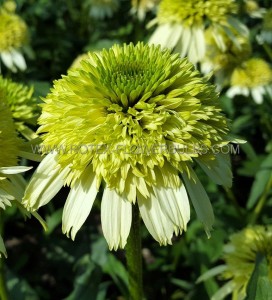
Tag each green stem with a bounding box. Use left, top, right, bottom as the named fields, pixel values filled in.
left=125, top=204, right=143, bottom=300
left=249, top=176, right=272, bottom=225
left=0, top=212, right=8, bottom=300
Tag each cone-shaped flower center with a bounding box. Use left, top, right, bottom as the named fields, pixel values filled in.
left=0, top=10, right=28, bottom=51
left=157, top=0, right=237, bottom=26
left=231, top=58, right=272, bottom=88
left=0, top=103, right=20, bottom=167
left=38, top=43, right=229, bottom=199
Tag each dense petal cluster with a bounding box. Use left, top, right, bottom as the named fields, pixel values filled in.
left=0, top=5, right=28, bottom=72
left=227, top=58, right=272, bottom=103
left=0, top=102, right=20, bottom=167
left=0, top=76, right=38, bottom=139
left=157, top=0, right=237, bottom=26
left=199, top=226, right=272, bottom=300
left=223, top=226, right=272, bottom=299
left=0, top=102, right=37, bottom=258
left=201, top=27, right=252, bottom=87
left=148, top=0, right=248, bottom=63
left=23, top=43, right=233, bottom=250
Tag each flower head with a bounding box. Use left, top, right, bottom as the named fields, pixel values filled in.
left=23, top=43, right=233, bottom=250
left=0, top=102, right=43, bottom=258
left=148, top=0, right=248, bottom=63
left=201, top=27, right=251, bottom=87
left=0, top=76, right=38, bottom=139
left=0, top=1, right=28, bottom=72
left=227, top=58, right=272, bottom=103
left=203, top=226, right=272, bottom=300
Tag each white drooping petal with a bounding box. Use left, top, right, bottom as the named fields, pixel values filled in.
left=165, top=24, right=183, bottom=50
left=101, top=187, right=132, bottom=250
left=182, top=167, right=214, bottom=237
left=179, top=26, right=192, bottom=58
left=251, top=87, right=263, bottom=104
left=62, top=165, right=98, bottom=240
left=197, top=153, right=232, bottom=188
left=188, top=27, right=205, bottom=63
left=149, top=23, right=180, bottom=49
left=11, top=49, right=27, bottom=71
left=0, top=166, right=32, bottom=175
left=23, top=152, right=70, bottom=210
left=138, top=190, right=174, bottom=245
left=1, top=51, right=15, bottom=71
left=153, top=183, right=190, bottom=235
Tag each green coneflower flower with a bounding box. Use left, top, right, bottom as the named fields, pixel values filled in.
left=131, top=0, right=160, bottom=21
left=0, top=102, right=44, bottom=258
left=199, top=226, right=272, bottom=300
left=148, top=0, right=248, bottom=63
left=201, top=27, right=251, bottom=88
left=0, top=1, right=28, bottom=72
left=23, top=43, right=233, bottom=250
left=84, top=0, right=119, bottom=20
left=0, top=75, right=38, bottom=140
left=227, top=58, right=272, bottom=104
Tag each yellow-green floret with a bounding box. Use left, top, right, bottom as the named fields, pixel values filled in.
left=0, top=102, right=20, bottom=167
left=38, top=43, right=230, bottom=197
left=230, top=58, right=272, bottom=88
left=222, top=226, right=272, bottom=297
left=157, top=0, right=237, bottom=26
left=0, top=9, right=28, bottom=52
left=0, top=76, right=37, bottom=127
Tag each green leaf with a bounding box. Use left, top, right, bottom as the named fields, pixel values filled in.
left=245, top=253, right=272, bottom=300
left=247, top=153, right=272, bottom=209
left=0, top=234, right=7, bottom=258
left=6, top=269, right=39, bottom=300
left=103, top=254, right=129, bottom=298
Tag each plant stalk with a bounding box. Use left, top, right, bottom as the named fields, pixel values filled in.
left=125, top=204, right=143, bottom=300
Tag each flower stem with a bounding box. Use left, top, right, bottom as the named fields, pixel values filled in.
left=125, top=204, right=144, bottom=300
left=0, top=212, right=8, bottom=300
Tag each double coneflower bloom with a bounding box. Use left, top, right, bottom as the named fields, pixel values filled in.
left=23, top=43, right=233, bottom=250
left=0, top=1, right=28, bottom=72
left=148, top=0, right=248, bottom=63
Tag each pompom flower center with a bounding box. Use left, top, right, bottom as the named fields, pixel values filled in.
left=0, top=103, right=20, bottom=167
left=0, top=12, right=28, bottom=51
left=38, top=43, right=229, bottom=199
left=157, top=0, right=237, bottom=26
left=231, top=58, right=272, bottom=88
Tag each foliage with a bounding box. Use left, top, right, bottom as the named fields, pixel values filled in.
left=1, top=0, right=272, bottom=299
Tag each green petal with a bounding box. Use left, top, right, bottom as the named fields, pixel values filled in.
left=182, top=167, right=214, bottom=237
left=196, top=153, right=232, bottom=188
left=101, top=187, right=132, bottom=250
left=62, top=165, right=98, bottom=240
left=0, top=234, right=7, bottom=258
